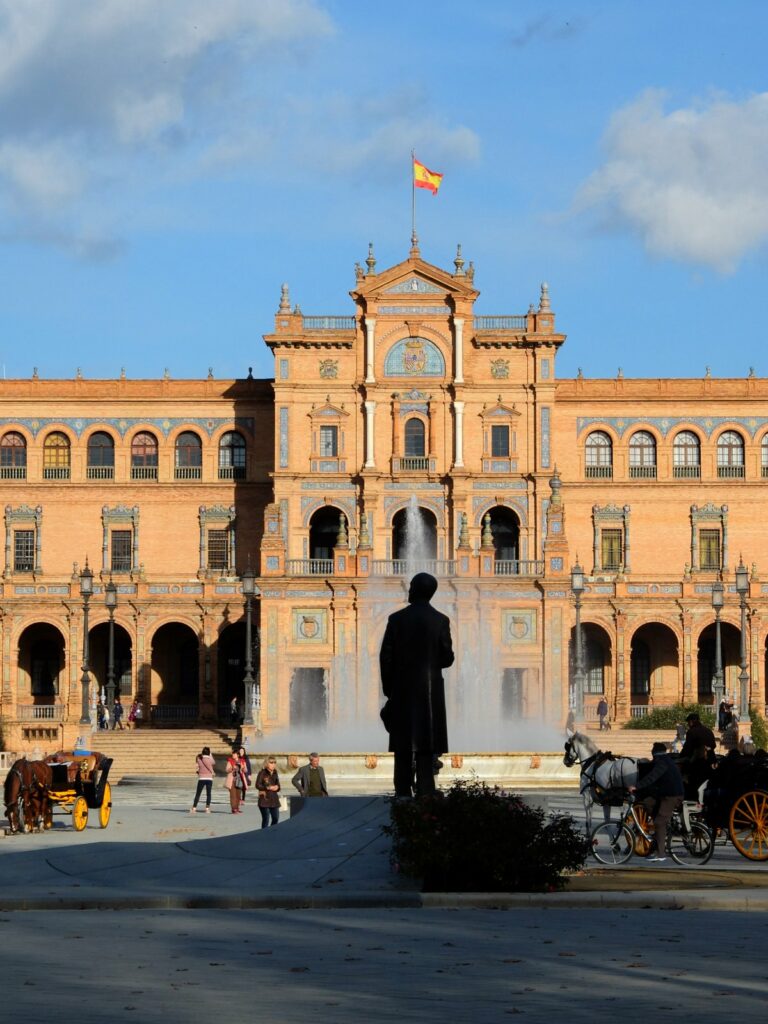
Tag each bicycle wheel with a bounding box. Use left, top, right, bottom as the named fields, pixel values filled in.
left=591, top=822, right=634, bottom=865
left=668, top=821, right=714, bottom=866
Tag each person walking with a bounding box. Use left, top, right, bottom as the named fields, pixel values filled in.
left=112, top=696, right=125, bottom=730
left=597, top=697, right=609, bottom=731
left=127, top=699, right=139, bottom=729
left=291, top=753, right=329, bottom=797
left=225, top=749, right=245, bottom=814
left=237, top=745, right=252, bottom=809
left=256, top=756, right=281, bottom=828
left=630, top=741, right=685, bottom=862
left=379, top=572, right=455, bottom=799
left=190, top=746, right=215, bottom=813
left=97, top=700, right=106, bottom=731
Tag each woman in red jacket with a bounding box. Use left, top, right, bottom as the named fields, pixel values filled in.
left=225, top=750, right=245, bottom=814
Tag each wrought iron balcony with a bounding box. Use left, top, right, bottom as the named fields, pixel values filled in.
left=87, top=466, right=114, bottom=479
left=585, top=465, right=613, bottom=479
left=629, top=465, right=656, bottom=479
left=0, top=466, right=26, bottom=479
left=717, top=464, right=745, bottom=478
left=673, top=465, right=700, bottom=478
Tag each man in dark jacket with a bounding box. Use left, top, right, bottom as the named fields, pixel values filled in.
left=680, top=713, right=717, bottom=759
left=631, top=741, right=685, bottom=862
left=379, top=572, right=454, bottom=798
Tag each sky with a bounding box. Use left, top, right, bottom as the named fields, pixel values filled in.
left=1, top=0, right=768, bottom=382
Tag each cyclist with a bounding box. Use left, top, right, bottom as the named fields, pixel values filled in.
left=629, top=741, right=685, bottom=863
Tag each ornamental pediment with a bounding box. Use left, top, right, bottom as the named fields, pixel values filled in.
left=309, top=397, right=349, bottom=420
left=382, top=276, right=443, bottom=295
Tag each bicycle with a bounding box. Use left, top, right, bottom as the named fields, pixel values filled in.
left=590, top=795, right=714, bottom=866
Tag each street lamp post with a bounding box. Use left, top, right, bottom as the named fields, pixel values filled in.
left=711, top=578, right=725, bottom=713
left=242, top=564, right=259, bottom=732
left=735, top=558, right=750, bottom=721
left=105, top=578, right=118, bottom=712
left=79, top=560, right=94, bottom=726
left=571, top=561, right=586, bottom=719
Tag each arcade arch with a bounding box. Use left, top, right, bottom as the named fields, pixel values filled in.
left=18, top=623, right=65, bottom=703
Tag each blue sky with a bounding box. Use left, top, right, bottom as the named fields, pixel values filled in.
left=1, top=0, right=768, bottom=382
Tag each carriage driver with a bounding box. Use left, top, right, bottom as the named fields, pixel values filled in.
left=629, top=742, right=685, bottom=863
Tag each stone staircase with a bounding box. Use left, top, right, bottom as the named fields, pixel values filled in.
left=92, top=729, right=238, bottom=782
left=582, top=728, right=678, bottom=757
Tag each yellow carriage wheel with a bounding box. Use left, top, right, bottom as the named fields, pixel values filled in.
left=729, top=790, right=768, bottom=861
left=632, top=805, right=655, bottom=856
left=72, top=795, right=88, bottom=832
left=98, top=783, right=112, bottom=829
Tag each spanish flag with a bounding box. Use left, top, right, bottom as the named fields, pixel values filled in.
left=413, top=157, right=443, bottom=195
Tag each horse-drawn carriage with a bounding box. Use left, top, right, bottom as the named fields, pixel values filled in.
left=3, top=750, right=113, bottom=834
left=564, top=732, right=768, bottom=863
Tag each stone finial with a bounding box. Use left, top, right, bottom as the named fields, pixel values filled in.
left=684, top=561, right=692, bottom=580
left=481, top=512, right=494, bottom=549
left=336, top=513, right=348, bottom=548
left=538, top=282, right=551, bottom=312
left=358, top=511, right=371, bottom=548
left=120, top=366, right=126, bottom=379
left=293, top=303, right=302, bottom=315
left=247, top=366, right=253, bottom=379
left=409, top=230, right=420, bottom=258
left=366, top=242, right=377, bottom=275
left=76, top=367, right=83, bottom=379
left=458, top=512, right=470, bottom=548
left=278, top=283, right=291, bottom=313
left=549, top=467, right=562, bottom=508
left=467, top=261, right=475, bottom=283
left=354, top=261, right=364, bottom=281
left=528, top=303, right=536, bottom=314
left=454, top=244, right=465, bottom=276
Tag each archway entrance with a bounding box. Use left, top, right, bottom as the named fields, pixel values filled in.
left=629, top=622, right=679, bottom=709
left=309, top=506, right=343, bottom=560
left=217, top=621, right=246, bottom=715
left=89, top=622, right=132, bottom=700
left=484, top=506, right=520, bottom=562
left=290, top=667, right=327, bottom=728
left=569, top=622, right=612, bottom=713
left=18, top=623, right=65, bottom=704
left=697, top=622, right=740, bottom=704
left=392, top=504, right=438, bottom=562
left=151, top=622, right=199, bottom=722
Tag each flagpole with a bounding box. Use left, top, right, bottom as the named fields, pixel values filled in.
left=411, top=149, right=416, bottom=244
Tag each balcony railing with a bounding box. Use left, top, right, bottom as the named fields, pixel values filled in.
left=218, top=466, right=246, bottom=480
left=629, top=703, right=674, bottom=718
left=372, top=559, right=456, bottom=577
left=494, top=560, right=545, bottom=576
left=175, top=466, right=202, bottom=480
left=87, top=466, right=114, bottom=480
left=0, top=466, right=26, bottom=479
left=43, top=467, right=70, bottom=480
left=150, top=704, right=199, bottom=722
left=16, top=704, right=65, bottom=721
left=629, top=465, right=656, bottom=479
left=474, top=316, right=527, bottom=330
left=132, top=465, right=158, bottom=480
left=585, top=465, right=613, bottom=479
left=762, top=466, right=768, bottom=479
left=399, top=456, right=430, bottom=471
left=285, top=558, right=334, bottom=576
left=718, top=464, right=745, bottom=478
left=673, top=465, right=700, bottom=478
left=302, top=316, right=355, bottom=330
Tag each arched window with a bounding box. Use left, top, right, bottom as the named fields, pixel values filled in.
left=628, top=430, right=656, bottom=478
left=762, top=435, right=768, bottom=478
left=404, top=418, right=426, bottom=458
left=86, top=431, right=115, bottom=478
left=219, top=431, right=246, bottom=479
left=175, top=431, right=202, bottom=479
left=43, top=432, right=70, bottom=479
left=0, top=431, right=27, bottom=479
left=131, top=432, right=158, bottom=480
left=673, top=430, right=701, bottom=478
left=717, top=430, right=745, bottom=478
left=585, top=431, right=612, bottom=478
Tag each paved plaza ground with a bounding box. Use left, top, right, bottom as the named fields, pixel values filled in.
left=3, top=782, right=768, bottom=1022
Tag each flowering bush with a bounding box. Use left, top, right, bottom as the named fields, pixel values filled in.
left=622, top=702, right=715, bottom=730
left=383, top=780, right=589, bottom=892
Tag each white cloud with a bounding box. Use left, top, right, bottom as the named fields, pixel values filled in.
left=576, top=89, right=768, bottom=272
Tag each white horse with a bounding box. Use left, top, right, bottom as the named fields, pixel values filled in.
left=563, top=731, right=640, bottom=834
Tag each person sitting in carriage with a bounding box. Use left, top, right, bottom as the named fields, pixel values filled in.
left=679, top=712, right=717, bottom=799
left=629, top=741, right=685, bottom=863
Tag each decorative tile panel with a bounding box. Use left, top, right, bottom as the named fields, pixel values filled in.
left=383, top=337, right=445, bottom=377
left=0, top=416, right=255, bottom=438
left=541, top=407, right=551, bottom=468
left=577, top=415, right=768, bottom=439
left=502, top=609, right=537, bottom=645
left=292, top=608, right=328, bottom=643
left=279, top=408, right=289, bottom=468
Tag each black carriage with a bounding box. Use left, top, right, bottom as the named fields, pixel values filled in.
left=44, top=751, right=114, bottom=831
left=693, top=751, right=768, bottom=861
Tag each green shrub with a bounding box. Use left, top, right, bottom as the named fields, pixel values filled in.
left=622, top=703, right=715, bottom=730
left=749, top=707, right=768, bottom=751
left=383, top=780, right=589, bottom=892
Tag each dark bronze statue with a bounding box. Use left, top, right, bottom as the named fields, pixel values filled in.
left=379, top=572, right=454, bottom=797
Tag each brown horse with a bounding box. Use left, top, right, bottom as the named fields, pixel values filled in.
left=3, top=758, right=52, bottom=833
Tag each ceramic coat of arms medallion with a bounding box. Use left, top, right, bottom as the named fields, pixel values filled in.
left=292, top=608, right=327, bottom=643
left=502, top=609, right=537, bottom=645
left=403, top=339, right=426, bottom=374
